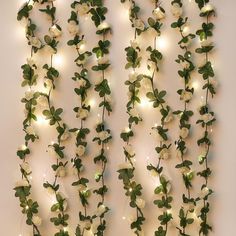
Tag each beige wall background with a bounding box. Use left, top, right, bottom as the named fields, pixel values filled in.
left=0, top=0, right=236, bottom=235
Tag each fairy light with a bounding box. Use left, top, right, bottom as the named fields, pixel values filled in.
left=21, top=144, right=27, bottom=150
left=192, top=81, right=200, bottom=90
left=167, top=209, right=172, bottom=215
left=122, top=216, right=126, bottom=220
left=125, top=127, right=131, bottom=132
left=35, top=115, right=48, bottom=125
left=154, top=123, right=158, bottom=127
left=78, top=42, right=86, bottom=54
left=156, top=36, right=168, bottom=51
left=183, top=26, right=189, bottom=34
left=139, top=96, right=151, bottom=108
left=54, top=54, right=63, bottom=67
left=89, top=99, right=96, bottom=107
left=129, top=188, right=132, bottom=192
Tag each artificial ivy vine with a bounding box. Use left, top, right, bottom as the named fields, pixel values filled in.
left=88, top=0, right=113, bottom=235
left=118, top=1, right=146, bottom=235
left=170, top=1, right=196, bottom=235
left=15, top=1, right=43, bottom=235
left=143, top=1, right=174, bottom=235
left=67, top=2, right=93, bottom=235
left=37, top=1, right=70, bottom=236
left=15, top=1, right=218, bottom=235
left=195, top=1, right=216, bottom=235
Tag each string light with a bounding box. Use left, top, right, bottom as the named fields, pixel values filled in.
left=139, top=96, right=151, bottom=108
left=21, top=144, right=27, bottom=150
left=192, top=81, right=200, bottom=90
left=54, top=54, right=64, bottom=68
left=35, top=115, right=48, bottom=125
left=125, top=127, right=131, bottom=132
left=89, top=99, right=96, bottom=107
left=167, top=209, right=172, bottom=215
left=122, top=216, right=126, bottom=220
left=156, top=36, right=168, bottom=51
left=183, top=26, right=189, bottom=34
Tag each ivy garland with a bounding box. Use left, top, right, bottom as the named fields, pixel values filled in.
left=143, top=1, right=174, bottom=236
left=118, top=0, right=146, bottom=235
left=36, top=1, right=70, bottom=236
left=88, top=0, right=112, bottom=235
left=67, top=2, right=93, bottom=235
left=194, top=1, right=216, bottom=235
left=15, top=1, right=42, bottom=235
left=170, top=1, right=196, bottom=235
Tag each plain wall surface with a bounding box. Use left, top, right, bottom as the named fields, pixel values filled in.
left=0, top=0, right=236, bottom=235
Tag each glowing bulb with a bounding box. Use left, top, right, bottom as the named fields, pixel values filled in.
left=97, top=114, right=100, bottom=117
left=183, top=26, right=189, bottom=34
left=54, top=54, right=63, bottom=67
left=79, top=43, right=85, bottom=51
left=139, top=97, right=151, bottom=108
left=192, top=81, right=200, bottom=90
left=89, top=99, right=96, bottom=107
left=147, top=156, right=150, bottom=160
left=129, top=188, right=132, bottom=192
left=156, top=36, right=168, bottom=50
left=122, top=216, right=126, bottom=220
left=21, top=144, right=27, bottom=150
left=29, top=176, right=33, bottom=180
left=25, top=205, right=29, bottom=210
left=154, top=123, right=158, bottom=127
left=51, top=141, right=55, bottom=145
left=36, top=116, right=48, bottom=125
left=167, top=209, right=172, bottom=215
left=63, top=227, right=68, bottom=232
left=107, top=146, right=110, bottom=150
left=125, top=127, right=131, bottom=132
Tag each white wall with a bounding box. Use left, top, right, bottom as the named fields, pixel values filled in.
left=0, top=0, right=236, bottom=235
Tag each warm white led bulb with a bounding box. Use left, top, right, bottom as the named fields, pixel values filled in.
left=36, top=116, right=47, bottom=125
left=156, top=36, right=168, bottom=51
left=54, top=54, right=63, bottom=67
left=192, top=81, right=199, bottom=90
left=139, top=97, right=151, bottom=108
